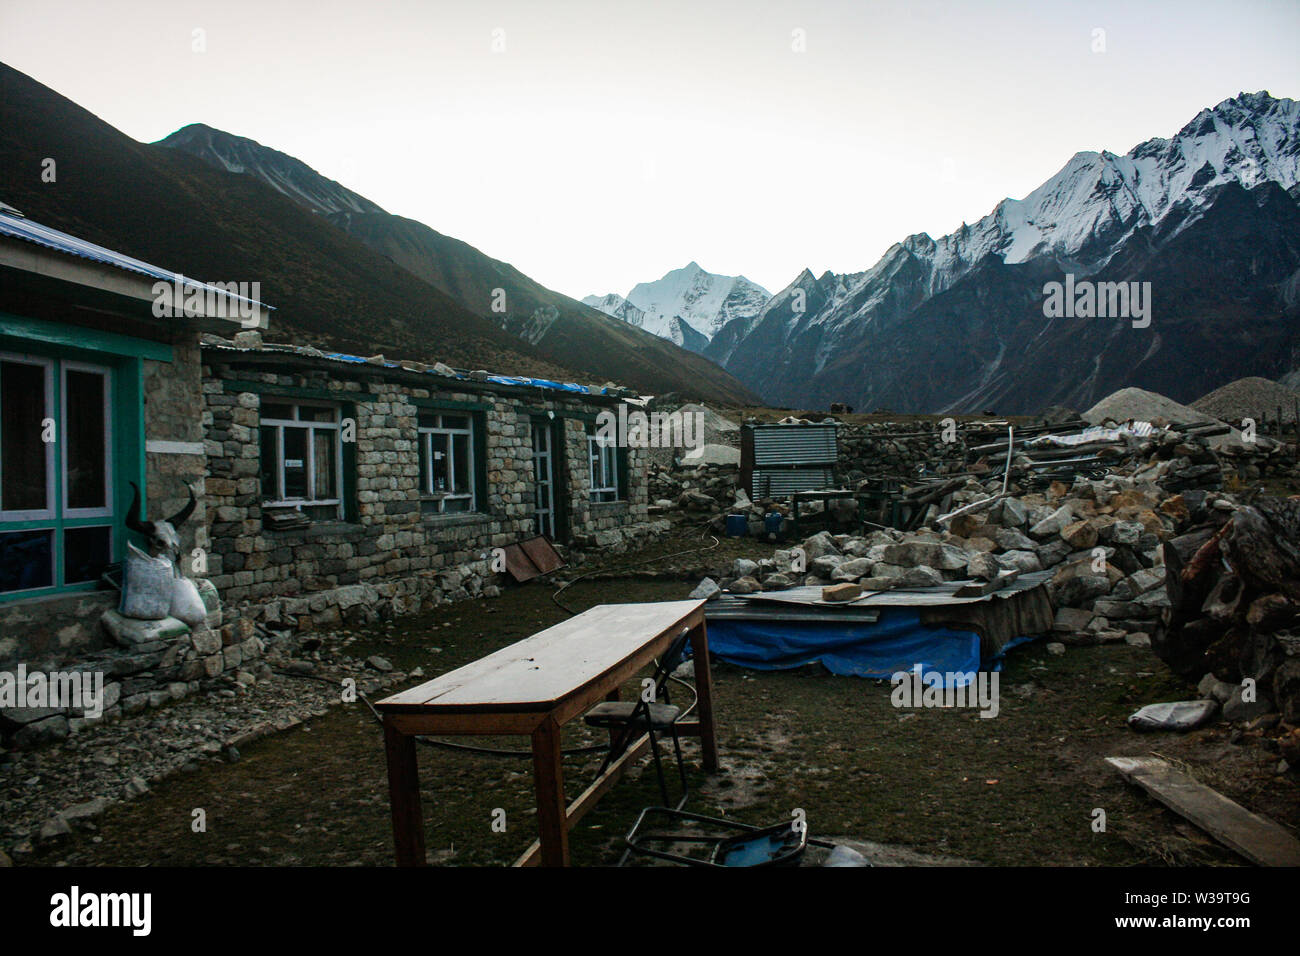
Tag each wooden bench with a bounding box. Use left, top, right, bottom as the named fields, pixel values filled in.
left=374, top=599, right=718, bottom=866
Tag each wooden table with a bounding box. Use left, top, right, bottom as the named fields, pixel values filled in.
left=374, top=599, right=718, bottom=867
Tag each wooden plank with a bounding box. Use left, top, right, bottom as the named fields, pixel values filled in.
left=531, top=717, right=569, bottom=866
left=1106, top=756, right=1300, bottom=867
left=383, top=719, right=426, bottom=867
left=518, top=535, right=565, bottom=575
left=384, top=711, right=544, bottom=736
left=547, top=620, right=697, bottom=726
left=515, top=732, right=653, bottom=867
left=375, top=601, right=704, bottom=711
left=502, top=543, right=542, bottom=583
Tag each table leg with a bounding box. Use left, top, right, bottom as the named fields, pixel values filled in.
left=689, top=620, right=719, bottom=772
left=604, top=686, right=621, bottom=749
left=531, top=716, right=570, bottom=866
left=383, top=717, right=426, bottom=867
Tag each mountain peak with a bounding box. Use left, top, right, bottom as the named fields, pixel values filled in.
left=159, top=123, right=385, bottom=217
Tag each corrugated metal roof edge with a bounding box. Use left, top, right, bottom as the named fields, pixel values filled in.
left=0, top=209, right=273, bottom=311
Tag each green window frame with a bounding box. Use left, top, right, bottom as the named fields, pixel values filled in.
left=0, top=342, right=146, bottom=603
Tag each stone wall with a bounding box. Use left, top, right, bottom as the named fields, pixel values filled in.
left=200, top=355, right=654, bottom=628
left=143, top=339, right=208, bottom=554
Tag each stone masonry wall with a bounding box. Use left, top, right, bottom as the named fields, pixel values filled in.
left=201, top=357, right=654, bottom=629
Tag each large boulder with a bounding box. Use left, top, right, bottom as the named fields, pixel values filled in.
left=1049, top=558, right=1123, bottom=607
left=1030, top=506, right=1076, bottom=540
left=800, top=531, right=841, bottom=561
left=680, top=444, right=741, bottom=467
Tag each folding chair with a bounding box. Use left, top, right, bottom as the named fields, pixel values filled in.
left=584, top=626, right=692, bottom=808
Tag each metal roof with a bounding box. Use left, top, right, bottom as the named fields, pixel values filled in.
left=0, top=208, right=271, bottom=311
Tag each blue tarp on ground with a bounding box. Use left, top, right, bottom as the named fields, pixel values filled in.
left=707, top=607, right=1036, bottom=685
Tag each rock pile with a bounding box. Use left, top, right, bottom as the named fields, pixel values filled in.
left=1192, top=377, right=1300, bottom=430
left=690, top=423, right=1300, bottom=740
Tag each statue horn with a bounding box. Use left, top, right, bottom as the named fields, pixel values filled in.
left=166, top=485, right=197, bottom=528
left=125, top=482, right=150, bottom=535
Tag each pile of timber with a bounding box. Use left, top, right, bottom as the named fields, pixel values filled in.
left=967, top=420, right=1230, bottom=490
left=1155, top=491, right=1300, bottom=726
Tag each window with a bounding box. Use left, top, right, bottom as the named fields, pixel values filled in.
left=417, top=412, right=476, bottom=514
left=0, top=354, right=114, bottom=596
left=588, top=429, right=622, bottom=502
left=259, top=402, right=342, bottom=520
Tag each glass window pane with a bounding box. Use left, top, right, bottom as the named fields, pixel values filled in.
left=0, top=529, right=53, bottom=592
left=430, top=433, right=449, bottom=492
left=1, top=360, right=49, bottom=512
left=418, top=411, right=438, bottom=429
left=283, top=427, right=308, bottom=498
left=452, top=433, right=470, bottom=495
left=65, top=369, right=107, bottom=510
left=301, top=406, right=336, bottom=422
left=441, top=414, right=468, bottom=430
left=64, top=525, right=111, bottom=584
left=313, top=429, right=336, bottom=498
left=418, top=433, right=430, bottom=493
left=262, top=402, right=294, bottom=421
left=259, top=426, right=278, bottom=500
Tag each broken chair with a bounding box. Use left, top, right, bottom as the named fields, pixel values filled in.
left=621, top=806, right=810, bottom=867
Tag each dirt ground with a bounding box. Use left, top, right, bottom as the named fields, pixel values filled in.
left=19, top=534, right=1299, bottom=868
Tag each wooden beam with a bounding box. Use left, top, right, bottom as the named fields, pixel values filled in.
left=1106, top=756, right=1300, bottom=867
left=515, top=733, right=653, bottom=867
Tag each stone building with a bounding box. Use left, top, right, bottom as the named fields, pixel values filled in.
left=197, top=336, right=661, bottom=631
left=0, top=207, right=665, bottom=749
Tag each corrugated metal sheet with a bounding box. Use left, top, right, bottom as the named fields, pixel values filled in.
left=0, top=209, right=270, bottom=310
left=751, top=468, right=834, bottom=497
left=752, top=425, right=838, bottom=466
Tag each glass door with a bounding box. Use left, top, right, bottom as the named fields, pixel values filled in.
left=532, top=420, right=554, bottom=539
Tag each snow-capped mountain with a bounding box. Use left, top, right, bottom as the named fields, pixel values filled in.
left=584, top=262, right=770, bottom=353
left=711, top=91, right=1300, bottom=413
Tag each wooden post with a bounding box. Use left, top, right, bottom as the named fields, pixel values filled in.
left=531, top=716, right=570, bottom=866
left=383, top=717, right=426, bottom=867
left=689, top=619, right=719, bottom=773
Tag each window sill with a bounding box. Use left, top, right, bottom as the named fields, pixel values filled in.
left=421, top=512, right=491, bottom=528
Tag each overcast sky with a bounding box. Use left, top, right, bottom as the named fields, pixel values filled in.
left=3, top=0, right=1298, bottom=299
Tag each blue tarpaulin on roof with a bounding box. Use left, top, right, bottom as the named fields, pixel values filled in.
left=483, top=375, right=599, bottom=394
left=706, top=607, right=1037, bottom=685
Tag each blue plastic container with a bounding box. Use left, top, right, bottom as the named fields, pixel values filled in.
left=725, top=513, right=749, bottom=537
